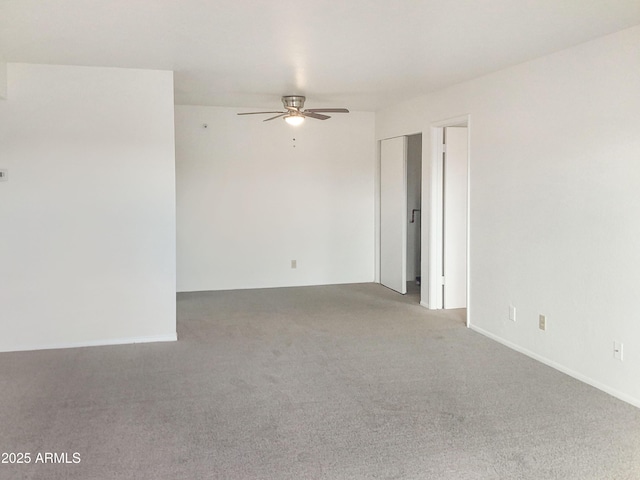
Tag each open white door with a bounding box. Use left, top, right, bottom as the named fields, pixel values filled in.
left=443, top=127, right=468, bottom=308
left=380, top=136, right=407, bottom=294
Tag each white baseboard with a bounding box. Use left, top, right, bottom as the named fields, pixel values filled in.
left=419, top=300, right=431, bottom=309
left=469, top=324, right=640, bottom=409
left=0, top=333, right=178, bottom=353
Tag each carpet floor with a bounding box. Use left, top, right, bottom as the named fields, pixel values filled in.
left=1, top=283, right=639, bottom=479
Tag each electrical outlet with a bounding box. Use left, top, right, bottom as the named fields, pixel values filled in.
left=291, top=260, right=297, bottom=269
left=509, top=305, right=516, bottom=322
left=614, top=341, right=623, bottom=361
left=539, top=315, right=546, bottom=331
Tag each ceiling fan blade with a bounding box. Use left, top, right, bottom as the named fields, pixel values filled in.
left=304, top=108, right=349, bottom=113
left=302, top=112, right=330, bottom=120
left=263, top=113, right=287, bottom=122
left=237, top=111, right=285, bottom=116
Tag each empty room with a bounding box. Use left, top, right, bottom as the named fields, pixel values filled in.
left=1, top=1, right=639, bottom=479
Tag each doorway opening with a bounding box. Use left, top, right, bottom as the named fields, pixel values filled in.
left=406, top=134, right=422, bottom=301
left=379, top=133, right=422, bottom=304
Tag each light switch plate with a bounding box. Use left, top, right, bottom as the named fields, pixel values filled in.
left=614, top=341, right=623, bottom=361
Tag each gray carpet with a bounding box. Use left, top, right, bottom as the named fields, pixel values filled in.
left=1, top=283, right=639, bottom=479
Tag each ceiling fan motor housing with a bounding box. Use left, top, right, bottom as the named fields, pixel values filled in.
left=282, top=95, right=305, bottom=110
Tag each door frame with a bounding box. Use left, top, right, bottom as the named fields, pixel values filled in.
left=428, top=115, right=471, bottom=327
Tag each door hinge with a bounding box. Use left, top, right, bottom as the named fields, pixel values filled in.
left=440, top=276, right=445, bottom=285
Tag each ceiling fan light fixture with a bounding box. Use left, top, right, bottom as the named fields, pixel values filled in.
left=237, top=95, right=348, bottom=123
left=284, top=114, right=304, bottom=126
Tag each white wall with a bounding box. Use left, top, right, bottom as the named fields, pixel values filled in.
left=376, top=26, right=640, bottom=407
left=0, top=63, right=7, bottom=99
left=175, top=106, right=375, bottom=292
left=0, top=63, right=177, bottom=352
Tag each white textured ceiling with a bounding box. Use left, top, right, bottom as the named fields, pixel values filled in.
left=1, top=0, right=639, bottom=111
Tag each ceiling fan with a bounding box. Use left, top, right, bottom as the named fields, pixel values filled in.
left=237, top=96, right=349, bottom=125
